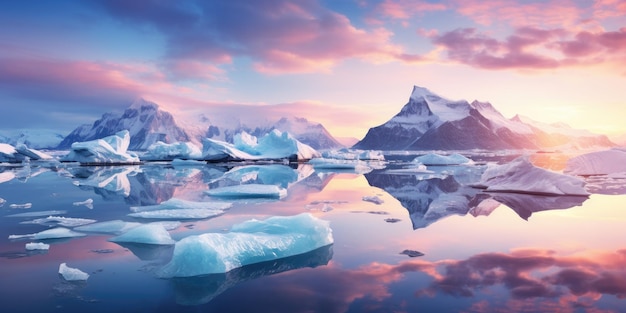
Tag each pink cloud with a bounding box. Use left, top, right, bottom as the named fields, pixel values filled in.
left=378, top=0, right=446, bottom=20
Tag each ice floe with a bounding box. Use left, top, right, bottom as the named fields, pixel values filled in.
left=129, top=208, right=224, bottom=220
left=9, top=227, right=86, bottom=240
left=74, top=220, right=180, bottom=234
left=413, top=153, right=473, bottom=165
left=564, top=148, right=626, bottom=176
left=321, top=149, right=385, bottom=161
left=72, top=198, right=94, bottom=209
left=142, top=141, right=203, bottom=161
left=6, top=210, right=67, bottom=218
left=158, top=213, right=333, bottom=277
left=475, top=156, right=589, bottom=196
left=25, top=242, right=50, bottom=250
left=61, top=130, right=140, bottom=164
left=9, top=203, right=32, bottom=209
left=130, top=198, right=232, bottom=213
left=20, top=216, right=96, bottom=228
left=109, top=224, right=175, bottom=245
left=205, top=184, right=287, bottom=199
left=58, top=263, right=89, bottom=281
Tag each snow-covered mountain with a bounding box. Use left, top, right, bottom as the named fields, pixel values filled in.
left=354, top=86, right=614, bottom=150
left=58, top=98, right=190, bottom=150
left=0, top=129, right=65, bottom=149
left=58, top=99, right=343, bottom=151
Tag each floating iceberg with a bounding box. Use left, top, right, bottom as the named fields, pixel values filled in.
left=0, top=143, right=50, bottom=162
left=413, top=153, right=473, bottom=165
left=321, top=149, right=385, bottom=161
left=61, top=130, right=140, bottom=164
left=109, top=224, right=175, bottom=245
left=74, top=220, right=180, bottom=234
left=9, top=203, right=32, bottom=209
left=14, top=144, right=53, bottom=160
left=9, top=227, right=86, bottom=240
left=129, top=208, right=224, bottom=220
left=20, top=216, right=96, bottom=227
left=201, top=130, right=320, bottom=161
left=208, top=165, right=299, bottom=189
left=130, top=198, right=232, bottom=213
left=142, top=141, right=203, bottom=161
left=205, top=184, right=287, bottom=199
left=58, top=263, right=89, bottom=281
left=25, top=242, right=50, bottom=250
left=362, top=195, right=384, bottom=205
left=73, top=198, right=94, bottom=209
left=6, top=210, right=67, bottom=218
left=564, top=148, right=626, bottom=176
left=159, top=213, right=333, bottom=277
left=475, top=156, right=589, bottom=196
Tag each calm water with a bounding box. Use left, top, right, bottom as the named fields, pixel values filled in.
left=1, top=152, right=625, bottom=313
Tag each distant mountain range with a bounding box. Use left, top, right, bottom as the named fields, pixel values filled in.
left=57, top=98, right=343, bottom=151
left=354, top=86, right=615, bottom=150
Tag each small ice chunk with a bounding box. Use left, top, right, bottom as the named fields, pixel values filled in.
left=564, top=149, right=626, bottom=176
left=21, top=216, right=96, bottom=228
left=9, top=227, right=86, bottom=240
left=130, top=198, right=232, bottom=213
left=109, top=224, right=175, bottom=245
left=476, top=156, right=589, bottom=196
left=158, top=213, right=333, bottom=277
left=73, top=198, right=94, bottom=209
left=58, top=263, right=89, bottom=281
left=412, top=153, right=473, bottom=165
left=205, top=184, right=287, bottom=199
left=0, top=197, right=6, bottom=206
left=74, top=220, right=141, bottom=234
left=129, top=208, right=224, bottom=220
left=25, top=242, right=50, bottom=250
left=9, top=203, right=32, bottom=209
left=362, top=196, right=384, bottom=205
left=6, top=210, right=67, bottom=218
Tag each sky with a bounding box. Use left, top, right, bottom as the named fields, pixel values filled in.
left=0, top=0, right=625, bottom=141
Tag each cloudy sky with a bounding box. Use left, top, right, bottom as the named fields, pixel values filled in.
left=1, top=0, right=625, bottom=140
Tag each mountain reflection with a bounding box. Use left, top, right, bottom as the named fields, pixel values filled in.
left=365, top=170, right=588, bottom=228
left=168, top=244, right=333, bottom=306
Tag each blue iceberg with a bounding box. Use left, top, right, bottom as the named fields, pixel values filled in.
left=158, top=213, right=333, bottom=277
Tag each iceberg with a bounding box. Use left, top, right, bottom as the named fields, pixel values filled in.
left=321, top=148, right=385, bottom=161
left=14, top=144, right=53, bottom=160
left=9, top=227, right=86, bottom=240
left=72, top=198, right=94, bottom=209
left=158, top=213, right=333, bottom=277
left=308, top=158, right=373, bottom=173
left=205, top=184, right=287, bottom=199
left=201, top=130, right=320, bottom=161
left=207, top=165, right=299, bottom=189
left=20, top=216, right=96, bottom=227
left=25, top=242, right=50, bottom=250
left=475, top=156, right=589, bottom=196
left=58, top=263, right=89, bottom=281
left=362, top=195, right=384, bottom=205
left=128, top=208, right=224, bottom=220
left=9, top=203, right=32, bottom=209
left=109, top=224, right=175, bottom=245
left=61, top=130, right=140, bottom=164
left=0, top=143, right=26, bottom=162
left=74, top=220, right=180, bottom=234
left=74, top=166, right=139, bottom=197
left=564, top=148, right=626, bottom=176
left=6, top=210, right=67, bottom=218
left=413, top=153, right=474, bottom=165
left=142, top=141, right=203, bottom=161
left=130, top=198, right=232, bottom=213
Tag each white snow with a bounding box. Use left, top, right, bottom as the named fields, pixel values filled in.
left=564, top=149, right=626, bottom=176
left=9, top=227, right=86, bottom=240
left=14, top=144, right=53, bottom=160
left=410, top=86, right=470, bottom=122
left=158, top=213, right=333, bottom=277
left=61, top=130, right=140, bottom=164
left=413, top=153, right=474, bottom=165
left=109, top=224, right=175, bottom=245
left=476, top=156, right=589, bottom=196
left=128, top=208, right=225, bottom=219
left=472, top=101, right=533, bottom=134
left=9, top=203, right=32, bottom=209
left=20, top=216, right=96, bottom=227
left=205, top=184, right=287, bottom=199
left=201, top=130, right=320, bottom=161
left=58, top=263, right=89, bottom=281
left=25, top=242, right=50, bottom=250
left=142, top=141, right=203, bottom=161
left=130, top=198, right=232, bottom=213
left=362, top=195, right=384, bottom=205
left=73, top=198, right=94, bottom=209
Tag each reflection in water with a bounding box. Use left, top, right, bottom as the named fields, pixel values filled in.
left=488, top=193, right=588, bottom=220
left=169, top=244, right=333, bottom=305
left=112, top=242, right=174, bottom=261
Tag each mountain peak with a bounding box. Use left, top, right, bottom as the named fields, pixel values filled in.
left=129, top=97, right=159, bottom=110
left=410, top=85, right=438, bottom=100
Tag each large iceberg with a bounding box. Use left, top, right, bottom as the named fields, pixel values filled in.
left=564, top=148, right=626, bottom=176
left=109, top=224, right=175, bottom=245
left=61, top=130, right=140, bottom=164
left=58, top=263, right=89, bottom=281
left=14, top=144, right=53, bottom=160
left=205, top=184, right=287, bottom=199
left=475, top=156, right=589, bottom=196
left=413, top=153, right=474, bottom=165
left=0, top=143, right=27, bottom=162
left=201, top=130, right=320, bottom=161
left=158, top=213, right=333, bottom=277
left=142, top=141, right=203, bottom=161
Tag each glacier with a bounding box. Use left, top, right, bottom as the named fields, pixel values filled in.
left=413, top=153, right=474, bottom=165
left=158, top=213, right=333, bottom=277
left=109, top=224, right=175, bottom=245
left=61, top=130, right=140, bottom=164
left=205, top=184, right=287, bottom=199
left=58, top=263, right=89, bottom=281
left=564, top=148, right=626, bottom=176
left=475, top=156, right=589, bottom=196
